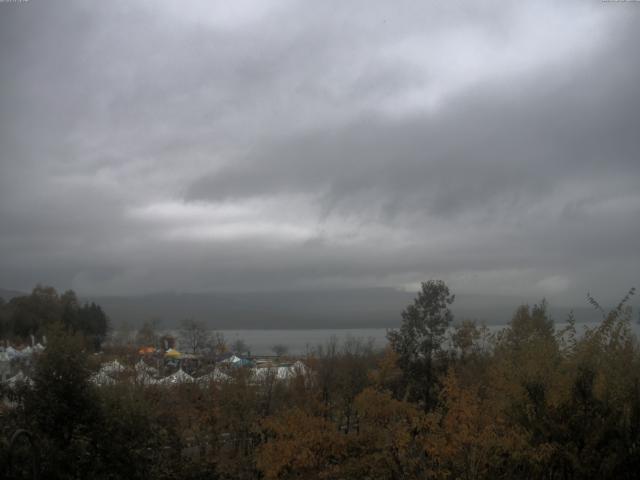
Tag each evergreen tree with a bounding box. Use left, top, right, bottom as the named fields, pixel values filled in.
left=387, top=280, right=454, bottom=409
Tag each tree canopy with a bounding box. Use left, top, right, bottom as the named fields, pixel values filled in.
left=387, top=279, right=455, bottom=408
left=0, top=285, right=109, bottom=349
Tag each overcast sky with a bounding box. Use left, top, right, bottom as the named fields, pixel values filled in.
left=1, top=0, right=638, bottom=304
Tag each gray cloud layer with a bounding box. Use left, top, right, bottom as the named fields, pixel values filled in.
left=1, top=0, right=639, bottom=305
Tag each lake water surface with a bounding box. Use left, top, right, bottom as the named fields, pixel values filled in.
left=209, top=321, right=640, bottom=355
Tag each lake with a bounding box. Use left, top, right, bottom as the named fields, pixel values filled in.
left=197, top=320, right=640, bottom=355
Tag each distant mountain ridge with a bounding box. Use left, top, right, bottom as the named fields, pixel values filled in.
left=0, top=288, right=26, bottom=301
left=83, top=288, right=618, bottom=330
left=2, top=286, right=629, bottom=329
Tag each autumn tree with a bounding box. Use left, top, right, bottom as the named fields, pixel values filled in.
left=307, top=336, right=340, bottom=414
left=450, top=319, right=484, bottom=359
left=349, top=387, right=429, bottom=479
left=425, top=369, right=527, bottom=480
left=369, top=346, right=404, bottom=396
left=136, top=318, right=161, bottom=347
left=258, top=408, right=346, bottom=480
left=503, top=300, right=554, bottom=349
left=232, top=338, right=250, bottom=355
left=333, top=336, right=376, bottom=434
left=179, top=317, right=210, bottom=354
left=211, top=331, right=227, bottom=355
left=215, top=368, right=261, bottom=479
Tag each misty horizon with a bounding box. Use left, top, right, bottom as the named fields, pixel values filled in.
left=3, top=286, right=631, bottom=330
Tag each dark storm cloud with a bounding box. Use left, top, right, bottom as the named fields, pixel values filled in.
left=0, top=0, right=638, bottom=304
left=187, top=40, right=640, bottom=215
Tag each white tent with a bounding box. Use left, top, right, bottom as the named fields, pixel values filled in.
left=135, top=359, right=158, bottom=375
left=134, top=360, right=158, bottom=385
left=100, top=359, right=126, bottom=375
left=276, top=366, right=294, bottom=380
left=5, top=347, right=18, bottom=359
left=159, top=368, right=194, bottom=385
left=253, top=367, right=270, bottom=381
left=253, top=365, right=293, bottom=381
left=6, top=371, right=34, bottom=388
left=197, top=369, right=231, bottom=384
left=291, top=360, right=309, bottom=376
left=253, top=361, right=309, bottom=382
left=220, top=354, right=241, bottom=364
left=4, top=346, right=35, bottom=359
left=136, top=371, right=158, bottom=386
left=90, top=371, right=116, bottom=386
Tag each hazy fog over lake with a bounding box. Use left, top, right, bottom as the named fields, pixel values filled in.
left=1, top=0, right=639, bottom=322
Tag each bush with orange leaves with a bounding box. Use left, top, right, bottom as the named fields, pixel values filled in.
left=257, top=408, right=347, bottom=480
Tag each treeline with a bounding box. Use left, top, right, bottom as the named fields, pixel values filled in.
left=1, top=281, right=639, bottom=479
left=0, top=285, right=109, bottom=349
